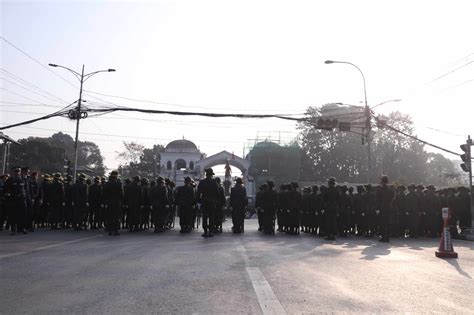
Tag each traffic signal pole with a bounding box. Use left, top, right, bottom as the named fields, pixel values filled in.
left=460, top=135, right=474, bottom=240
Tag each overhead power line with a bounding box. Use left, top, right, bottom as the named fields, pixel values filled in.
left=431, top=60, right=474, bottom=83
left=83, top=89, right=308, bottom=114
left=0, top=67, right=70, bottom=104
left=1, top=37, right=78, bottom=89
left=0, top=77, right=67, bottom=106
left=0, top=87, right=65, bottom=109
left=373, top=115, right=460, bottom=156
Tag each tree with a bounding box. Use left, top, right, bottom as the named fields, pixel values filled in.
left=116, top=142, right=165, bottom=179
left=5, top=132, right=105, bottom=175
left=298, top=105, right=457, bottom=185
left=298, top=104, right=367, bottom=182
left=371, top=111, right=428, bottom=184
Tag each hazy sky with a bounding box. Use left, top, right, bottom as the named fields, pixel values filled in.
left=1, top=0, right=473, bottom=170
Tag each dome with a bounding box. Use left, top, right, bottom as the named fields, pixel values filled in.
left=165, top=139, right=198, bottom=151
left=253, top=141, right=280, bottom=149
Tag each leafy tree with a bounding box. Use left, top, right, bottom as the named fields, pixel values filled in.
left=298, top=105, right=457, bottom=185
left=4, top=132, right=105, bottom=175
left=116, top=142, right=165, bottom=179
left=298, top=104, right=367, bottom=182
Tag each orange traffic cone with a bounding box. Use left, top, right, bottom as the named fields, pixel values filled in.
left=435, top=207, right=458, bottom=259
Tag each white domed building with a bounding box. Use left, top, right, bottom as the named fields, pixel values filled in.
left=159, top=139, right=204, bottom=186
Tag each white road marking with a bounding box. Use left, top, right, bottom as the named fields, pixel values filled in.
left=246, top=267, right=287, bottom=315
left=234, top=239, right=286, bottom=315
left=0, top=235, right=102, bottom=259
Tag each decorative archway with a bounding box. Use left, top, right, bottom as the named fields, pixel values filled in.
left=195, top=150, right=254, bottom=197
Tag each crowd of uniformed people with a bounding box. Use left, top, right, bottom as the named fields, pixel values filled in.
left=0, top=166, right=471, bottom=242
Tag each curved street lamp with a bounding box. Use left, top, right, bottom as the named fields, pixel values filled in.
left=48, top=63, right=116, bottom=182
left=325, top=59, right=372, bottom=182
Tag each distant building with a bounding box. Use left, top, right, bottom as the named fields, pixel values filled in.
left=159, top=139, right=204, bottom=187
left=246, top=141, right=301, bottom=191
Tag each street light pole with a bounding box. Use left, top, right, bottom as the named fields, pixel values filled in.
left=48, top=63, right=115, bottom=183
left=72, top=65, right=85, bottom=183
left=325, top=60, right=372, bottom=183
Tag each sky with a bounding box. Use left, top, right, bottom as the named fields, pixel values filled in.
left=1, top=0, right=473, bottom=171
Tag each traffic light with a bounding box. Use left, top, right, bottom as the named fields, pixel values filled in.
left=317, top=118, right=338, bottom=130
left=338, top=121, right=351, bottom=132
left=460, top=142, right=471, bottom=173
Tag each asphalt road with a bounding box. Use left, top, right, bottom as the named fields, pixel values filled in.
left=1, top=220, right=473, bottom=314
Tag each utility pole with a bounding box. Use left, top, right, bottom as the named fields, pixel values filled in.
left=459, top=135, right=474, bottom=240
left=153, top=154, right=158, bottom=181
left=73, top=64, right=85, bottom=183
left=325, top=60, right=371, bottom=183
left=49, top=63, right=115, bottom=182
left=1, top=132, right=20, bottom=174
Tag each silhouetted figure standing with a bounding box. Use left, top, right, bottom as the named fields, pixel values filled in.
left=103, top=171, right=123, bottom=236
left=230, top=177, right=248, bottom=234
left=322, top=177, right=339, bottom=240
left=197, top=168, right=219, bottom=237
left=375, top=175, right=395, bottom=242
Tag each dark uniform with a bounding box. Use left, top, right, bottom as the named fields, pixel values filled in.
left=338, top=186, right=350, bottom=237
left=0, top=175, right=7, bottom=230
left=405, top=185, right=419, bottom=237
left=354, top=186, right=366, bottom=236
left=301, top=187, right=312, bottom=233
left=141, top=178, right=151, bottom=229
left=176, top=177, right=196, bottom=233
left=4, top=168, right=27, bottom=234
left=375, top=176, right=395, bottom=242
left=262, top=181, right=278, bottom=234
left=214, top=178, right=226, bottom=233
left=29, top=173, right=42, bottom=231
left=277, top=185, right=288, bottom=232
left=103, top=172, right=123, bottom=235
left=126, top=177, right=143, bottom=232
left=150, top=178, right=168, bottom=233
left=255, top=185, right=265, bottom=231
left=197, top=169, right=219, bottom=237
left=311, top=186, right=322, bottom=235
left=49, top=174, right=64, bottom=229
left=230, top=179, right=247, bottom=233
left=322, top=178, right=339, bottom=240
left=88, top=177, right=103, bottom=229
left=63, top=176, right=74, bottom=228
left=72, top=175, right=88, bottom=230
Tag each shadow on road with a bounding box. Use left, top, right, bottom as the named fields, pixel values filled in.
left=360, top=244, right=391, bottom=260
left=445, top=259, right=472, bottom=279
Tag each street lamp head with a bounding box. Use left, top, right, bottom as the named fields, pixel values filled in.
left=48, top=63, right=58, bottom=67
left=108, top=69, right=116, bottom=72
left=324, top=60, right=335, bottom=64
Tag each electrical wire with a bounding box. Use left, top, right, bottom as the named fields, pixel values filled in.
left=0, top=87, right=65, bottom=109
left=0, top=67, right=70, bottom=104
left=0, top=77, right=67, bottom=106
left=83, top=89, right=308, bottom=114
left=431, top=60, right=474, bottom=83
left=1, top=37, right=78, bottom=89
left=373, top=115, right=460, bottom=156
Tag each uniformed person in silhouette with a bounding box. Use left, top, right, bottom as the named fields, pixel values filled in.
left=71, top=173, right=88, bottom=230
left=4, top=167, right=28, bottom=234
left=197, top=168, right=219, bottom=237
left=322, top=177, right=339, bottom=240
left=176, top=176, right=196, bottom=233
left=375, top=175, right=395, bottom=242
left=150, top=177, right=168, bottom=233
left=103, top=171, right=123, bottom=236
left=230, top=177, right=248, bottom=233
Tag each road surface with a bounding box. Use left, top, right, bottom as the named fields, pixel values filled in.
left=1, top=220, right=473, bottom=314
